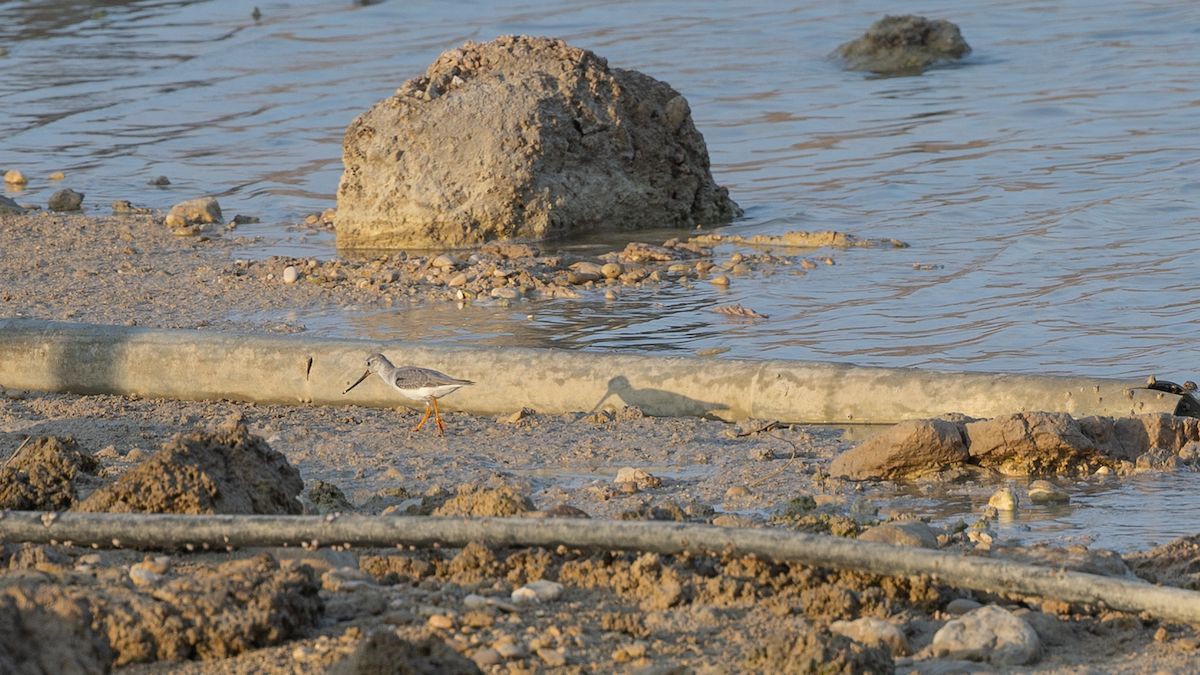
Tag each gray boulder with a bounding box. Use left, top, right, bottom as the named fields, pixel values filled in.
left=335, top=35, right=741, bottom=249
left=831, top=15, right=971, bottom=74
left=932, top=605, right=1041, bottom=666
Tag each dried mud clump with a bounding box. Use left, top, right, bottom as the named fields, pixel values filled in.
left=307, top=480, right=355, bottom=514
left=831, top=15, right=970, bottom=74
left=745, top=627, right=894, bottom=675
left=0, top=587, right=111, bottom=675
left=1125, top=534, right=1200, bottom=589
left=0, top=436, right=98, bottom=510
left=431, top=479, right=535, bottom=517
left=10, top=552, right=321, bottom=666
left=329, top=631, right=482, bottom=675
left=336, top=34, right=741, bottom=248
left=76, top=415, right=303, bottom=514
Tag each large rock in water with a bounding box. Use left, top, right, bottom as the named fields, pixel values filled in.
left=335, top=35, right=741, bottom=249
left=831, top=15, right=971, bottom=74
left=828, top=418, right=968, bottom=480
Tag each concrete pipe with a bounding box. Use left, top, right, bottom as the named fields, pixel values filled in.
left=0, top=318, right=1190, bottom=424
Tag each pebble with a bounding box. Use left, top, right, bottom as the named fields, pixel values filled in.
left=1027, top=480, right=1069, bottom=504
left=472, top=648, right=502, bottom=667
left=47, top=188, right=84, bottom=211
left=171, top=225, right=201, bottom=237
left=3, top=169, right=26, bottom=185
left=321, top=207, right=337, bottom=223
left=830, top=617, right=910, bottom=657
left=125, top=448, right=147, bottom=462
left=945, top=598, right=983, bottom=616
left=133, top=555, right=171, bottom=575
left=988, top=487, right=1019, bottom=511
left=447, top=272, right=467, bottom=287
left=283, top=266, right=299, bottom=284
left=511, top=587, right=539, bottom=606
left=96, top=445, right=119, bottom=459
left=128, top=567, right=162, bottom=586
left=601, top=262, right=624, bottom=279
left=48, top=172, right=65, bottom=181
left=521, top=580, right=564, bottom=601
left=382, top=611, right=414, bottom=625
left=463, top=594, right=489, bottom=610
left=428, top=614, right=455, bottom=630
left=725, top=486, right=750, bottom=498
left=494, top=642, right=525, bottom=659
left=567, top=271, right=600, bottom=284
left=431, top=254, right=457, bottom=269
left=490, top=287, right=522, bottom=300
left=710, top=275, right=730, bottom=286
left=305, top=214, right=320, bottom=225
left=537, top=648, right=567, bottom=666
left=148, top=175, right=171, bottom=185
left=729, top=252, right=743, bottom=263
left=5, top=390, right=26, bottom=400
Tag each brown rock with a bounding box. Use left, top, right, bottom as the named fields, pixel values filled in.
left=965, top=412, right=1099, bottom=475
left=335, top=35, right=739, bottom=248
left=164, top=196, right=223, bottom=227
left=432, top=479, right=535, bottom=517
left=829, top=419, right=968, bottom=480
left=76, top=415, right=303, bottom=514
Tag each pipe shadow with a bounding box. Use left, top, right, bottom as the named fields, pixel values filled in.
left=593, top=375, right=729, bottom=418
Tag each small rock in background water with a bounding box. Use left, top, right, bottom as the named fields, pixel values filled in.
left=48, top=188, right=84, bottom=211
left=3, top=169, right=27, bottom=185
left=1027, top=480, right=1069, bottom=504
left=988, top=487, right=1019, bottom=511
left=148, top=175, right=171, bottom=185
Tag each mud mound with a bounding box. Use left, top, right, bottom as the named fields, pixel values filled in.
left=745, top=628, right=894, bottom=674
left=0, top=587, right=111, bottom=675
left=431, top=479, right=534, bottom=517
left=76, top=415, right=303, bottom=514
left=11, top=552, right=321, bottom=666
left=831, top=15, right=970, bottom=74
left=329, top=631, right=482, bottom=675
left=308, top=480, right=354, bottom=514
left=0, top=436, right=98, bottom=510
left=1125, top=534, right=1200, bottom=589
left=336, top=34, right=740, bottom=248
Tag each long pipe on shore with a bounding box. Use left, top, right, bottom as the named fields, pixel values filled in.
left=0, top=319, right=1185, bottom=424
left=3, top=511, right=1195, bottom=623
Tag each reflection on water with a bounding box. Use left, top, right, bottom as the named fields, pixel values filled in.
left=875, top=472, right=1200, bottom=553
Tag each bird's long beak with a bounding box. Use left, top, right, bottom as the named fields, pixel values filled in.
left=343, top=370, right=371, bottom=395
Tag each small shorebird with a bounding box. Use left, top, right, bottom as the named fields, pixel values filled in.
left=343, top=353, right=474, bottom=435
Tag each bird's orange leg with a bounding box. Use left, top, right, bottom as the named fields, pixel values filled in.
left=432, top=396, right=446, bottom=436
left=414, top=402, right=433, bottom=432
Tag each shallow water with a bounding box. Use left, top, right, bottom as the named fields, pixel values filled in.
left=5, top=0, right=1200, bottom=548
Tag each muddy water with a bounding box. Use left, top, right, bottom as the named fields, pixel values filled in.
left=5, top=0, right=1200, bottom=548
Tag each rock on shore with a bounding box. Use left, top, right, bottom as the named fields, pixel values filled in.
left=335, top=35, right=741, bottom=249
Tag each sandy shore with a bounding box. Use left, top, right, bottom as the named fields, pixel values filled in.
left=2, top=210, right=1200, bottom=674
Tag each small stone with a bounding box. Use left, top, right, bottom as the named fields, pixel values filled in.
left=567, top=271, right=600, bottom=285
left=3, top=169, right=26, bottom=185
left=283, top=266, right=300, bottom=284
left=97, top=445, right=119, bottom=459
left=5, top=389, right=26, bottom=401
left=48, top=172, right=65, bottom=181
left=946, top=598, right=983, bottom=615
left=858, top=521, right=940, bottom=549
left=463, top=594, right=488, bottom=610
left=522, top=580, right=564, bottom=601
left=988, top=487, right=1019, bottom=511
left=710, top=275, right=730, bottom=286
left=128, top=567, right=162, bottom=586
left=932, top=605, right=1041, bottom=666
left=472, top=648, right=502, bottom=667
left=511, top=587, right=539, bottom=606
left=494, top=642, right=525, bottom=659
left=431, top=254, right=457, bottom=269
left=148, top=175, right=171, bottom=185
left=305, top=214, right=320, bottom=225
left=601, top=262, right=624, bottom=279
left=48, top=188, right=84, bottom=211
left=831, top=617, right=910, bottom=657
left=729, top=252, right=743, bottom=264
left=322, top=567, right=377, bottom=592
left=712, top=514, right=756, bottom=527
left=490, top=286, right=522, bottom=300
left=614, top=467, right=661, bottom=488
left=448, top=272, right=467, bottom=287
left=537, top=648, right=566, bottom=666
left=167, top=196, right=223, bottom=226
left=321, top=207, right=337, bottom=223
left=1028, top=480, right=1069, bottom=504
left=125, top=448, right=147, bottom=462
left=171, top=225, right=201, bottom=237
left=428, top=614, right=455, bottom=630
left=383, top=611, right=414, bottom=625
left=726, top=486, right=750, bottom=498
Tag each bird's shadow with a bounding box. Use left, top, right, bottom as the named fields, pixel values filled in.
left=593, top=375, right=728, bottom=417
